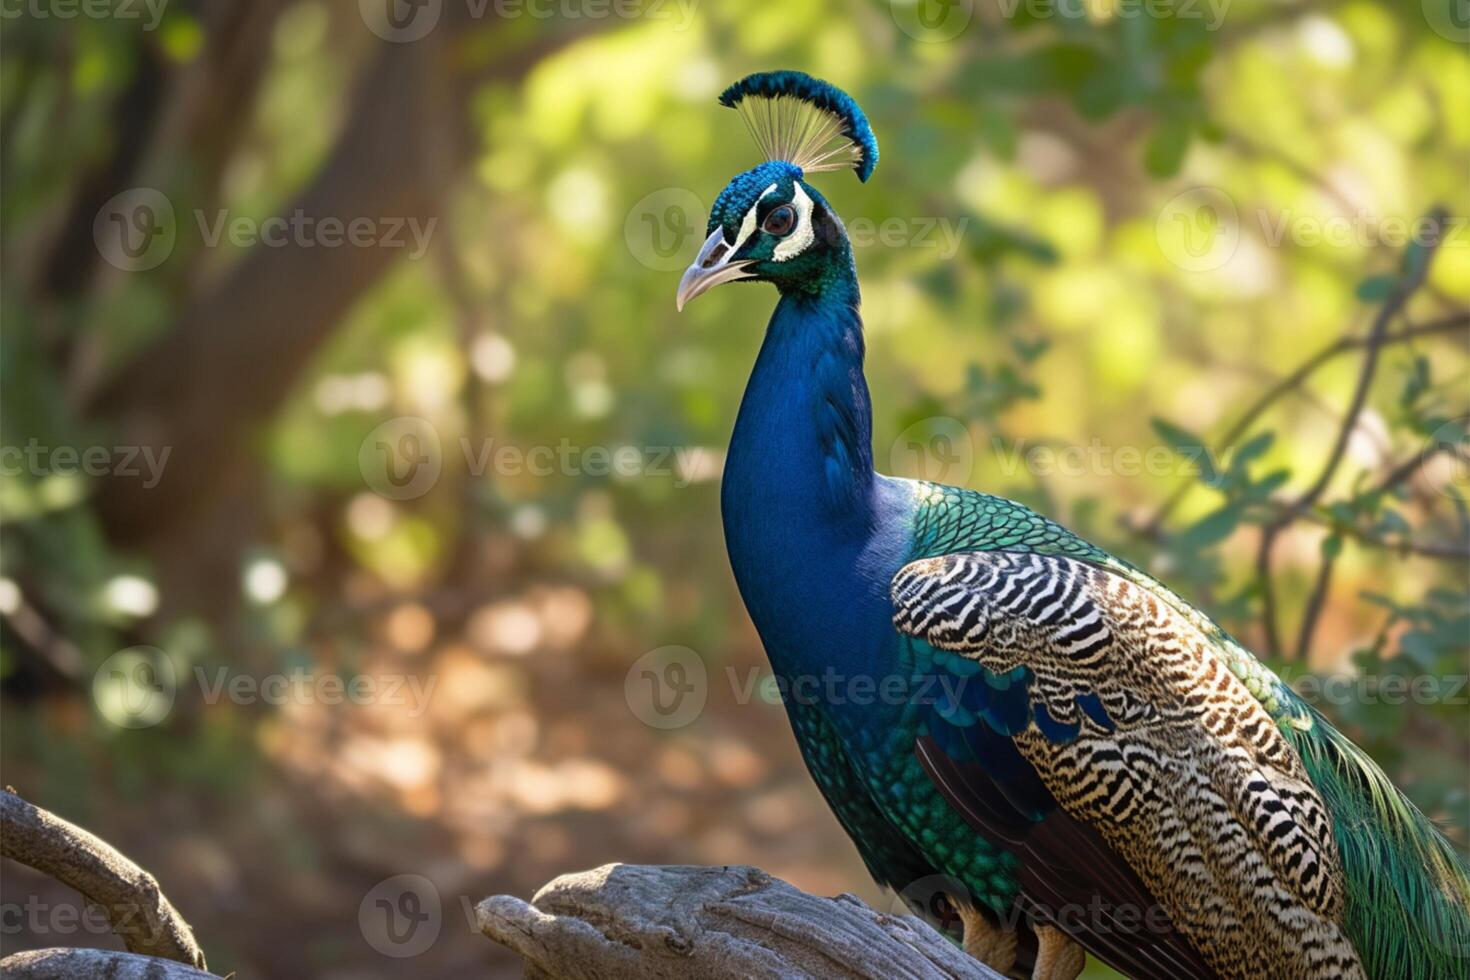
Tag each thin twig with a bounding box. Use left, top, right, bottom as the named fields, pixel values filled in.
left=1257, top=208, right=1448, bottom=658
left=1294, top=548, right=1339, bottom=662
left=1294, top=440, right=1467, bottom=657
left=1311, top=517, right=1470, bottom=561
left=1139, top=312, right=1469, bottom=535
left=0, top=790, right=207, bottom=969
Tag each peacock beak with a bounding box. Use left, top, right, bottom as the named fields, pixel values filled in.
left=677, top=229, right=755, bottom=311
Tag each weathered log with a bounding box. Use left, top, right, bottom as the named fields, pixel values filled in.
left=478, top=863, right=1000, bottom=980
left=0, top=948, right=221, bottom=979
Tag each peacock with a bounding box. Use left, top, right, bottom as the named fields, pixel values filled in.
left=675, top=70, right=1470, bottom=980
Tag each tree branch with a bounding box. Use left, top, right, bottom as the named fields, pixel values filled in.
left=1138, top=311, right=1468, bottom=536
left=0, top=949, right=220, bottom=980
left=0, top=790, right=206, bottom=969
left=1256, top=208, right=1448, bottom=657
left=479, top=863, right=1001, bottom=980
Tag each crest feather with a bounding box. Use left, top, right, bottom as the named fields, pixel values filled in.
left=718, top=71, right=878, bottom=182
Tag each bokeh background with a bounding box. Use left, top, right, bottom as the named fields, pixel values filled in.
left=2, top=0, right=1467, bottom=977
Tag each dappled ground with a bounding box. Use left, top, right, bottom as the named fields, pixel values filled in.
left=1, top=578, right=879, bottom=979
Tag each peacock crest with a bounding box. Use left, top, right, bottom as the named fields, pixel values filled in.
left=718, top=70, right=879, bottom=182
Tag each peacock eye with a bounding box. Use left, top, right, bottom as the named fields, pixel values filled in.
left=763, top=204, right=796, bottom=236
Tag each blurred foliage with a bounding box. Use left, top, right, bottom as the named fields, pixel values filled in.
left=1, top=1, right=1468, bottom=976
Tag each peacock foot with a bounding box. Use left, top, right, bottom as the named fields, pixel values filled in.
left=957, top=903, right=1018, bottom=976
left=1032, top=924, right=1085, bottom=980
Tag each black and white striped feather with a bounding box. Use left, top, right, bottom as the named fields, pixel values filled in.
left=891, top=551, right=1365, bottom=980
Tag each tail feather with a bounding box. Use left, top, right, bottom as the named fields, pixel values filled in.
left=1286, top=702, right=1470, bottom=979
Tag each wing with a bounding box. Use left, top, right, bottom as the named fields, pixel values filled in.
left=892, top=551, right=1365, bottom=980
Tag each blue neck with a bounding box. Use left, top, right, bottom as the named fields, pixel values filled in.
left=721, top=272, right=901, bottom=675
left=722, top=275, right=874, bottom=531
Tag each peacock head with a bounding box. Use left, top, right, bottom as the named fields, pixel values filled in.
left=676, top=71, right=878, bottom=311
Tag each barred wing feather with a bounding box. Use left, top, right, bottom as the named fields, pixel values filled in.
left=891, top=551, right=1366, bottom=980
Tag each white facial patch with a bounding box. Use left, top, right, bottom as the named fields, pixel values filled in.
left=732, top=183, right=779, bottom=253
left=771, top=184, right=815, bottom=262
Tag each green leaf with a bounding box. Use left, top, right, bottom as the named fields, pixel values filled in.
left=1399, top=631, right=1441, bottom=669
left=1247, top=469, right=1290, bottom=499
left=1376, top=509, right=1410, bottom=535
left=1152, top=417, right=1220, bottom=486
left=1152, top=417, right=1202, bottom=450
left=1321, top=534, right=1343, bottom=560
left=1144, top=118, right=1192, bottom=178
left=1231, top=431, right=1275, bottom=470
left=1400, top=236, right=1430, bottom=280
left=1355, top=274, right=1398, bottom=303
left=1179, top=502, right=1243, bottom=549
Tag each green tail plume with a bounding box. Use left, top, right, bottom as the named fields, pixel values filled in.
left=1285, top=701, right=1470, bottom=979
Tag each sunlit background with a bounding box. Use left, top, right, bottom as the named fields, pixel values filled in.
left=2, top=1, right=1467, bottom=976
